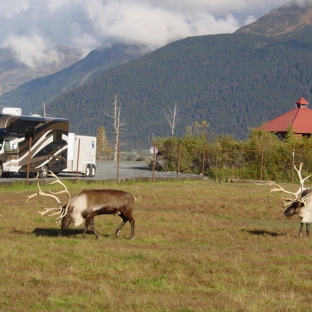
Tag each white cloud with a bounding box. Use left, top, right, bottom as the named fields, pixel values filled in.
left=244, top=15, right=257, bottom=26
left=2, top=34, right=61, bottom=68
left=0, top=0, right=303, bottom=69
left=0, top=1, right=29, bottom=18
left=291, top=0, right=312, bottom=6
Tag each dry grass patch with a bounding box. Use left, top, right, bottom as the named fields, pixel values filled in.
left=0, top=179, right=311, bottom=311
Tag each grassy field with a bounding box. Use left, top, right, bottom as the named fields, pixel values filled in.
left=0, top=178, right=312, bottom=312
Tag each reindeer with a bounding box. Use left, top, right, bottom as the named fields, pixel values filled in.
left=270, top=163, right=312, bottom=237
left=26, top=171, right=136, bottom=239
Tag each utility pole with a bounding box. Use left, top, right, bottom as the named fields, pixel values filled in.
left=43, top=102, right=46, bottom=117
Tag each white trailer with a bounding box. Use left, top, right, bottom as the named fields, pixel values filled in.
left=64, top=133, right=97, bottom=177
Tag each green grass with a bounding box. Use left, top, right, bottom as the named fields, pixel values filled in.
left=0, top=179, right=311, bottom=311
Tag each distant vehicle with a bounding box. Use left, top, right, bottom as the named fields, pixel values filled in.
left=0, top=107, right=96, bottom=178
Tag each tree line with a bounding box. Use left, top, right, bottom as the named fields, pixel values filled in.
left=153, top=126, right=312, bottom=183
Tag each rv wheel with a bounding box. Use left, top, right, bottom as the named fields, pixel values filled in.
left=84, top=165, right=91, bottom=177
left=39, top=165, right=48, bottom=179
left=0, top=164, right=3, bottom=178
left=90, top=164, right=96, bottom=177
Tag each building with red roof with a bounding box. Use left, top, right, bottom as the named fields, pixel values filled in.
left=259, top=97, right=312, bottom=139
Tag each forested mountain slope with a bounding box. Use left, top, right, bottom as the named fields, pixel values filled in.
left=46, top=32, right=312, bottom=148
left=2, top=44, right=144, bottom=113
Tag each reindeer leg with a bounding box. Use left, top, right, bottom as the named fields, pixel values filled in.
left=306, top=223, right=310, bottom=237
left=89, top=218, right=100, bottom=239
left=126, top=213, right=135, bottom=240
left=299, top=222, right=304, bottom=237
left=116, top=213, right=135, bottom=239
left=82, top=219, right=88, bottom=239
left=82, top=216, right=91, bottom=239
left=115, top=214, right=128, bottom=238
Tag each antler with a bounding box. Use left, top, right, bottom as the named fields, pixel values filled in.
left=294, top=163, right=312, bottom=194
left=26, top=171, right=71, bottom=224
left=270, top=163, right=312, bottom=209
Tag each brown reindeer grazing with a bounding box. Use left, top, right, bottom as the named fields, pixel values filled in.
left=270, top=163, right=312, bottom=237
left=61, top=188, right=136, bottom=239
left=26, top=171, right=136, bottom=239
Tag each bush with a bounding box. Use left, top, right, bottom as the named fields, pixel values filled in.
left=153, top=127, right=312, bottom=182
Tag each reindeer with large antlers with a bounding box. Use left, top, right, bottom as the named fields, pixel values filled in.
left=270, top=163, right=312, bottom=237
left=27, top=171, right=136, bottom=239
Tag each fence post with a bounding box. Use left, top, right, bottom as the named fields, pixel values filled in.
left=215, top=145, right=218, bottom=181
left=75, top=138, right=81, bottom=183
left=177, top=143, right=181, bottom=181
left=202, top=145, right=206, bottom=179
left=116, top=140, right=120, bottom=183
left=291, top=149, right=295, bottom=183
left=26, top=137, right=32, bottom=186
left=260, top=147, right=264, bottom=180
left=152, top=142, right=156, bottom=182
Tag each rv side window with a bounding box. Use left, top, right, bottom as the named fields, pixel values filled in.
left=4, top=139, right=11, bottom=152
left=25, top=127, right=35, bottom=139
left=53, top=130, right=62, bottom=143
left=9, top=123, right=15, bottom=131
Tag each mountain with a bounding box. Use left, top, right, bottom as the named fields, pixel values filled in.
left=47, top=30, right=312, bottom=148
left=236, top=0, right=312, bottom=37
left=1, top=44, right=145, bottom=113
left=0, top=46, right=83, bottom=94
left=2, top=1, right=312, bottom=149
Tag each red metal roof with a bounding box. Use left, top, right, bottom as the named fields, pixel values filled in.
left=259, top=98, right=312, bottom=134
left=260, top=107, right=312, bottom=133
left=296, top=97, right=309, bottom=105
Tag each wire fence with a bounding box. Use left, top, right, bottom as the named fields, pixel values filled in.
left=141, top=142, right=311, bottom=183
left=19, top=140, right=310, bottom=184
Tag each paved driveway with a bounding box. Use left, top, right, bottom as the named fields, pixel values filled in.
left=0, top=160, right=201, bottom=183
left=62, top=160, right=201, bottom=181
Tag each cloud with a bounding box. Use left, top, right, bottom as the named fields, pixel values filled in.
left=0, top=1, right=29, bottom=18
left=0, top=0, right=298, bottom=68
left=291, top=0, right=312, bottom=6
left=2, top=34, right=61, bottom=68
left=85, top=1, right=241, bottom=48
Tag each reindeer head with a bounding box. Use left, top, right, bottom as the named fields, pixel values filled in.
left=60, top=208, right=73, bottom=232
left=284, top=201, right=304, bottom=217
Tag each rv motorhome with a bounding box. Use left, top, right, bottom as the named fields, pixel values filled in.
left=0, top=107, right=96, bottom=178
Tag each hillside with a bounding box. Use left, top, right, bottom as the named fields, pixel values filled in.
left=1, top=44, right=144, bottom=113
left=0, top=46, right=83, bottom=94
left=236, top=1, right=312, bottom=37
left=46, top=31, right=312, bottom=148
